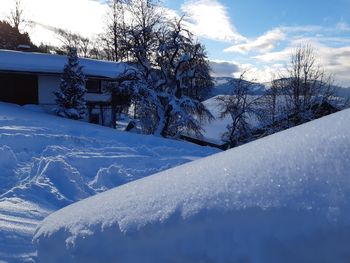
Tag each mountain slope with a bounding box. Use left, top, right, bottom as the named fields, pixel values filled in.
left=206, top=77, right=266, bottom=99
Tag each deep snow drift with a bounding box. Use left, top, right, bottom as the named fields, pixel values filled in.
left=0, top=102, right=217, bottom=262
left=34, top=108, right=350, bottom=263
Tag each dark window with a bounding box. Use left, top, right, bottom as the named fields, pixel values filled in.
left=86, top=79, right=101, bottom=93
left=0, top=72, right=38, bottom=105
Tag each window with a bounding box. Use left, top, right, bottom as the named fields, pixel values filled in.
left=86, top=79, right=101, bottom=93
left=0, top=73, right=38, bottom=105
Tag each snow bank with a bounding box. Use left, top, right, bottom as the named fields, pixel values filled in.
left=5, top=157, right=94, bottom=208
left=89, top=164, right=164, bottom=193
left=0, top=102, right=217, bottom=207
left=0, top=145, right=18, bottom=193
left=0, top=198, right=51, bottom=263
left=0, top=102, right=217, bottom=261
left=34, top=109, right=350, bottom=263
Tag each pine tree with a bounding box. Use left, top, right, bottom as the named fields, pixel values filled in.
left=54, top=48, right=87, bottom=120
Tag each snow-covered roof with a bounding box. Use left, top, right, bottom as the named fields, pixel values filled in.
left=0, top=50, right=128, bottom=79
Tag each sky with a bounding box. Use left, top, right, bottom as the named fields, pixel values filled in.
left=1, top=0, right=350, bottom=86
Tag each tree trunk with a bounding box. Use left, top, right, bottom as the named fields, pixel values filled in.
left=111, top=104, right=116, bottom=129
left=160, top=105, right=173, bottom=137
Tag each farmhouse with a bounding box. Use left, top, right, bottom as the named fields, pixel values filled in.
left=0, top=49, right=128, bottom=126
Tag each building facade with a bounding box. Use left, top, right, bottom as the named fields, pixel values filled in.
left=0, top=50, right=128, bottom=126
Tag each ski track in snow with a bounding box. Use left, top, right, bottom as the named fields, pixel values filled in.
left=0, top=103, right=218, bottom=262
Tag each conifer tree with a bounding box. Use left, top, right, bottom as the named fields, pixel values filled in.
left=54, top=48, right=87, bottom=120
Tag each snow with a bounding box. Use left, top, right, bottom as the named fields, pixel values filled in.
left=34, top=108, right=350, bottom=263
left=0, top=102, right=217, bottom=262
left=0, top=50, right=128, bottom=78
left=0, top=146, right=18, bottom=193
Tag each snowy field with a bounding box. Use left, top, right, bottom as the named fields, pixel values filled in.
left=0, top=102, right=218, bottom=262
left=34, top=108, right=350, bottom=263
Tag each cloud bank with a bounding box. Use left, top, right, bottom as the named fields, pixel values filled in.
left=224, top=28, right=286, bottom=54
left=0, top=0, right=107, bottom=45
left=210, top=60, right=240, bottom=77
left=181, top=0, right=246, bottom=43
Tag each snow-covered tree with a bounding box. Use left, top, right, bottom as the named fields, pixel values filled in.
left=54, top=48, right=87, bottom=120
left=122, top=12, right=212, bottom=137
left=152, top=18, right=213, bottom=137
left=104, top=0, right=213, bottom=136
left=156, top=18, right=213, bottom=101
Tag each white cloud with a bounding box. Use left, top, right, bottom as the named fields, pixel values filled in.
left=223, top=22, right=350, bottom=55
left=209, top=60, right=287, bottom=84
left=281, top=23, right=350, bottom=34
left=224, top=28, right=286, bottom=54
left=280, top=25, right=325, bottom=33
left=254, top=40, right=350, bottom=86
left=235, top=63, right=286, bottom=83
left=315, top=45, right=350, bottom=86
left=223, top=23, right=350, bottom=86
left=335, top=22, right=350, bottom=32
left=253, top=48, right=292, bottom=63
left=181, top=0, right=245, bottom=43
left=0, top=0, right=108, bottom=45
left=0, top=0, right=245, bottom=46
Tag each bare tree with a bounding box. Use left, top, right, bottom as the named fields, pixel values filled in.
left=278, top=44, right=335, bottom=126
left=259, top=75, right=287, bottom=133
left=216, top=72, right=262, bottom=148
left=8, top=0, right=25, bottom=31
left=122, top=0, right=163, bottom=69
left=105, top=0, right=130, bottom=61
left=54, top=29, right=92, bottom=57
left=102, top=0, right=163, bottom=63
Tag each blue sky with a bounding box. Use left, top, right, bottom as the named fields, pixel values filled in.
left=163, top=0, right=350, bottom=85
left=1, top=0, right=350, bottom=85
